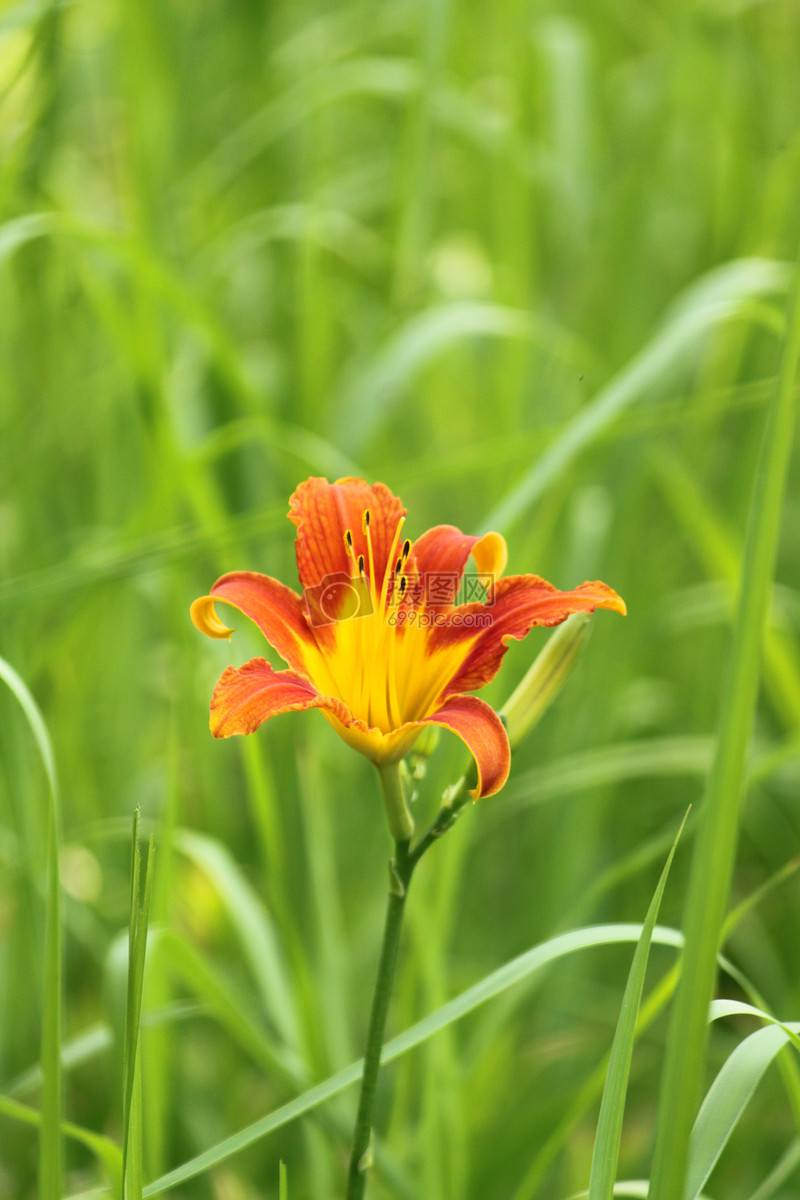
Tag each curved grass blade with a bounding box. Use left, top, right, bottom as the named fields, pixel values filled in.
left=344, top=301, right=586, bottom=449
left=157, top=928, right=303, bottom=1081
left=142, top=923, right=683, bottom=1196
left=510, top=845, right=800, bottom=1200
left=686, top=1010, right=800, bottom=1200
left=186, top=57, right=418, bottom=198
left=5, top=1007, right=199, bottom=1098
left=0, top=655, right=62, bottom=1200
left=648, top=244, right=800, bottom=1200
left=498, top=737, right=714, bottom=816
left=587, top=811, right=689, bottom=1200
left=484, top=257, right=788, bottom=534
left=0, top=213, right=356, bottom=479
left=175, top=829, right=300, bottom=1054
left=0, top=1094, right=122, bottom=1189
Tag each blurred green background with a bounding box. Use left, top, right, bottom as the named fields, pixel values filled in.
left=2, top=0, right=800, bottom=1196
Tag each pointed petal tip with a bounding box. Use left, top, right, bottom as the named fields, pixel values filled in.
left=191, top=596, right=235, bottom=640
left=590, top=583, right=627, bottom=616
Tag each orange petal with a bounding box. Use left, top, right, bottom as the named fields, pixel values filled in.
left=191, top=572, right=326, bottom=676
left=209, top=659, right=353, bottom=738
left=288, top=477, right=406, bottom=591
left=432, top=575, right=626, bottom=695
left=408, top=525, right=508, bottom=609
left=417, top=694, right=510, bottom=799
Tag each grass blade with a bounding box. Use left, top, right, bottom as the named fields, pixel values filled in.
left=484, top=257, right=787, bottom=534
left=0, top=656, right=62, bottom=1200
left=587, top=811, right=689, bottom=1200
left=122, top=811, right=156, bottom=1200
left=0, top=1094, right=122, bottom=1187
left=648, top=245, right=800, bottom=1198
left=687, top=1017, right=800, bottom=1200
left=571, top=1186, right=715, bottom=1199
left=175, top=829, right=300, bottom=1054
left=142, top=923, right=683, bottom=1195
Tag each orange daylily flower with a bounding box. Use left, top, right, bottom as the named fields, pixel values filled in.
left=191, top=477, right=625, bottom=799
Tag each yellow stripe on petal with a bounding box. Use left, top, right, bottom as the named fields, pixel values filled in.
left=190, top=596, right=235, bottom=640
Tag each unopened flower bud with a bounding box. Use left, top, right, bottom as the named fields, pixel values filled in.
left=500, top=612, right=591, bottom=748
left=408, top=724, right=441, bottom=779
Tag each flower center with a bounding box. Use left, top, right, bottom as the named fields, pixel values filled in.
left=320, top=510, right=474, bottom=735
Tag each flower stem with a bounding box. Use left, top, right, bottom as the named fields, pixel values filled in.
left=345, top=833, right=413, bottom=1199
left=377, top=761, right=414, bottom=841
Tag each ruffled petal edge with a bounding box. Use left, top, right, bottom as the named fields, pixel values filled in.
left=209, top=658, right=353, bottom=738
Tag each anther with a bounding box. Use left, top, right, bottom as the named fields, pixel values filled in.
left=344, top=529, right=354, bottom=556
left=395, top=557, right=402, bottom=575
left=362, top=509, right=371, bottom=534
left=402, top=539, right=411, bottom=561
left=399, top=576, right=407, bottom=597
left=358, top=554, right=366, bottom=575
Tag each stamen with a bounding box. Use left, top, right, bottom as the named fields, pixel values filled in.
left=377, top=515, right=406, bottom=729
left=377, top=516, right=405, bottom=622
left=361, top=507, right=379, bottom=612
left=393, top=557, right=403, bottom=604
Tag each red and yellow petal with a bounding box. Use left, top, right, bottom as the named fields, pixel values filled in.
left=408, top=525, right=508, bottom=609
left=191, top=571, right=328, bottom=676
left=209, top=658, right=353, bottom=738
left=414, top=694, right=510, bottom=799
left=288, top=477, right=406, bottom=592
left=432, top=575, right=626, bottom=696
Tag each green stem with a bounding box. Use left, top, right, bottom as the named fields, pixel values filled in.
left=345, top=835, right=414, bottom=1199
left=409, top=772, right=471, bottom=866
left=648, top=247, right=800, bottom=1197
left=377, top=762, right=415, bottom=842
left=345, top=761, right=470, bottom=1196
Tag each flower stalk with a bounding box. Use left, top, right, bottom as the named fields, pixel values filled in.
left=346, top=767, right=415, bottom=1198
left=377, top=762, right=415, bottom=842
left=190, top=476, right=625, bottom=1196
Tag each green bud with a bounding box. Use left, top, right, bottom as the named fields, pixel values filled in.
left=408, top=724, right=440, bottom=780
left=500, top=612, right=591, bottom=749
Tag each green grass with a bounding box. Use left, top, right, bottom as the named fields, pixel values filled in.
left=1, top=0, right=800, bottom=1197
